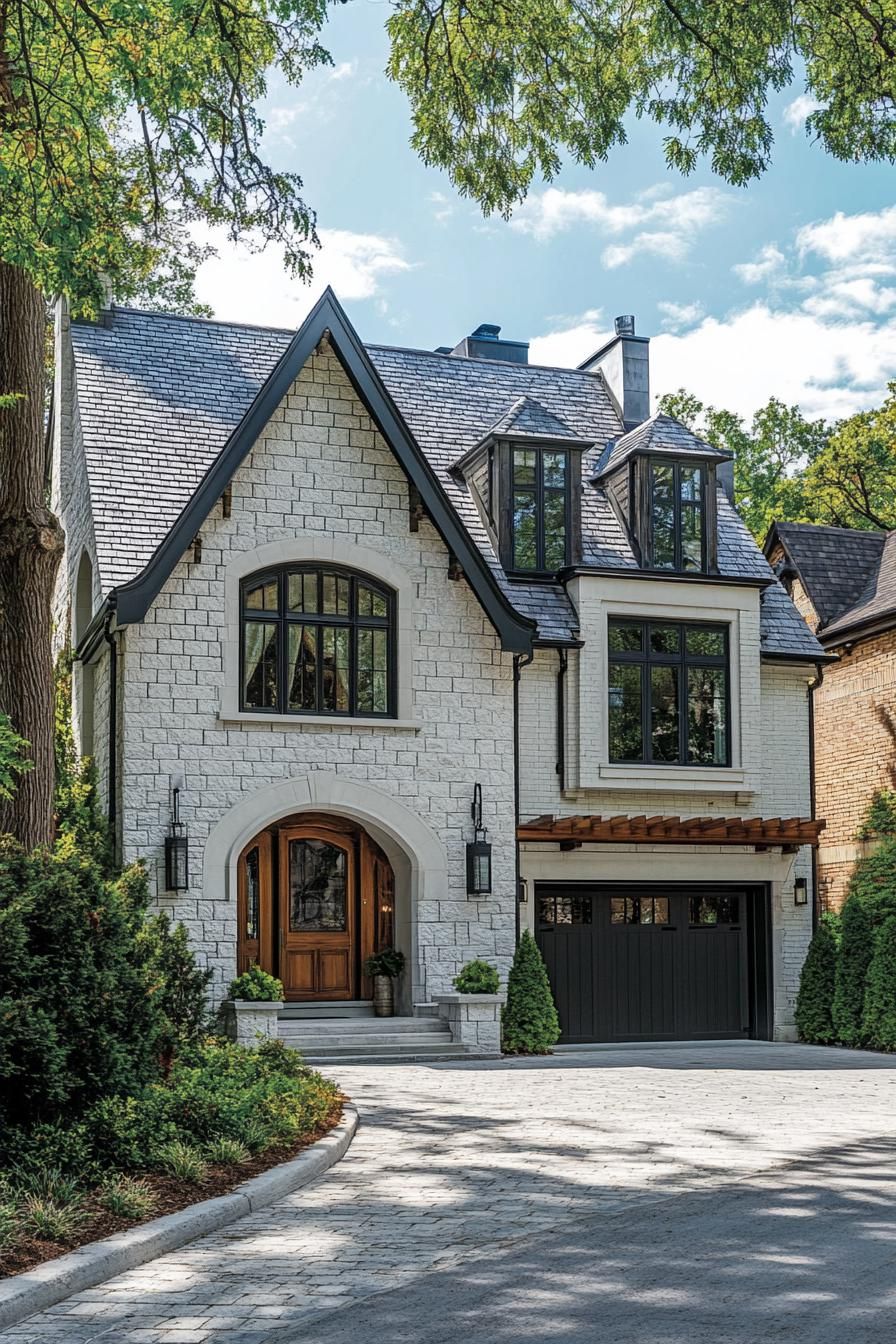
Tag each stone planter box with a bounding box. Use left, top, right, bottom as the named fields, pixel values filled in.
left=222, top=999, right=283, bottom=1047
left=433, top=992, right=506, bottom=1057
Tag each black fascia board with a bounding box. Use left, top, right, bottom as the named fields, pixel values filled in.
left=111, top=287, right=535, bottom=653
left=563, top=565, right=773, bottom=589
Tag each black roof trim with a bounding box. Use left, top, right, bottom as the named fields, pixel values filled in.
left=110, top=288, right=535, bottom=653
left=564, top=565, right=772, bottom=590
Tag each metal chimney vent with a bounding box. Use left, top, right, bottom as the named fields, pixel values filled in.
left=614, top=315, right=636, bottom=337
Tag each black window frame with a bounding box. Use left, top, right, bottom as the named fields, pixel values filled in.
left=607, top=617, right=731, bottom=768
left=239, top=564, right=396, bottom=719
left=509, top=444, right=571, bottom=575
left=647, top=457, right=707, bottom=573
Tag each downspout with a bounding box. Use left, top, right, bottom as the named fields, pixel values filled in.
left=103, top=609, right=119, bottom=841
left=556, top=648, right=568, bottom=790
left=513, top=650, right=535, bottom=946
left=808, top=664, right=823, bottom=934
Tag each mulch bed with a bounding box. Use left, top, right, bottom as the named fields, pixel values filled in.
left=0, top=1100, right=344, bottom=1280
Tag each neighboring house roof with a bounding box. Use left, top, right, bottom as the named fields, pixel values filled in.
left=67, top=294, right=822, bottom=659
left=764, top=521, right=891, bottom=643
left=596, top=412, right=731, bottom=477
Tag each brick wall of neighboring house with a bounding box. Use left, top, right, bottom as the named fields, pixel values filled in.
left=765, top=542, right=821, bottom=633
left=814, top=628, right=896, bottom=910
left=89, top=342, right=517, bottom=1004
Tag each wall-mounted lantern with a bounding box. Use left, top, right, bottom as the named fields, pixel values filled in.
left=466, top=782, right=492, bottom=896
left=794, top=876, right=808, bottom=906
left=164, top=786, right=189, bottom=892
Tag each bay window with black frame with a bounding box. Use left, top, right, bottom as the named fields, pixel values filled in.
left=240, top=566, right=395, bottom=718
left=608, top=618, right=729, bottom=767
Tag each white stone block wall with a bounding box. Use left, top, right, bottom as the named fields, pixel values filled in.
left=112, top=346, right=517, bottom=1003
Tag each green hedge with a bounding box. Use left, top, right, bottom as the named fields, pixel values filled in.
left=794, top=914, right=839, bottom=1044
left=832, top=897, right=874, bottom=1046
left=862, top=916, right=896, bottom=1051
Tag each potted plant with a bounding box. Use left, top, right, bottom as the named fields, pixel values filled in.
left=362, top=948, right=405, bottom=1017
left=433, top=959, right=506, bottom=1056
left=223, top=964, right=284, bottom=1047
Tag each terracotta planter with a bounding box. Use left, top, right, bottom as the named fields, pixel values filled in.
left=372, top=975, right=394, bottom=1017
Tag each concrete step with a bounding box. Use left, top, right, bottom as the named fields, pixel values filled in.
left=282, top=1031, right=452, bottom=1052
left=279, top=1001, right=375, bottom=1020
left=279, top=1016, right=446, bottom=1037
left=300, top=1046, right=472, bottom=1066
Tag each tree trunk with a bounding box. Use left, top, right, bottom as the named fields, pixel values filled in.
left=0, top=261, right=65, bottom=849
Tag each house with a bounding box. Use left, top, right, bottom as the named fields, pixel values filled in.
left=51, top=290, right=825, bottom=1050
left=764, top=521, right=896, bottom=909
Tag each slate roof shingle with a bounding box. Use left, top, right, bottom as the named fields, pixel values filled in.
left=68, top=306, right=823, bottom=658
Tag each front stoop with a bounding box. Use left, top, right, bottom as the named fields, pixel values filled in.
left=433, top=992, right=506, bottom=1057
left=278, top=1011, right=473, bottom=1065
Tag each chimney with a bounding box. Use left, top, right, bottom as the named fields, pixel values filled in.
left=579, top=315, right=650, bottom=428
left=445, top=322, right=529, bottom=365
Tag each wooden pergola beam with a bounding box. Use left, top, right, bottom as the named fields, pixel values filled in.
left=517, top=813, right=826, bottom=847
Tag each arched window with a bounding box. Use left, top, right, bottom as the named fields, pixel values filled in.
left=240, top=566, right=395, bottom=718
left=74, top=550, right=94, bottom=646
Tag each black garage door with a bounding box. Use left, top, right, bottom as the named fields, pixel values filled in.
left=536, top=884, right=765, bottom=1043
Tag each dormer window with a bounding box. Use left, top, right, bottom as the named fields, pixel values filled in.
left=511, top=446, right=569, bottom=572
left=649, top=459, right=706, bottom=572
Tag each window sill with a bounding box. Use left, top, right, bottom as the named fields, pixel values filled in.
left=218, top=710, right=422, bottom=731
left=576, top=764, right=754, bottom=795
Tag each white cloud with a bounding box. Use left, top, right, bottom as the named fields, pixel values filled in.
left=656, top=300, right=704, bottom=331
left=193, top=227, right=413, bottom=328
left=528, top=202, right=896, bottom=419
left=510, top=184, right=729, bottom=267
left=733, top=243, right=786, bottom=284
left=527, top=309, right=608, bottom=367
left=797, top=205, right=896, bottom=265
left=429, top=191, right=454, bottom=224
left=651, top=304, right=896, bottom=421
left=328, top=60, right=356, bottom=81
left=783, top=94, right=823, bottom=132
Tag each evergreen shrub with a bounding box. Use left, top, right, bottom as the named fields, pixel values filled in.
left=228, top=964, right=284, bottom=1001
left=862, top=915, right=896, bottom=1051
left=453, top=959, right=500, bottom=994
left=794, top=913, right=839, bottom=1044
left=501, top=930, right=560, bottom=1055
left=832, top=896, right=874, bottom=1046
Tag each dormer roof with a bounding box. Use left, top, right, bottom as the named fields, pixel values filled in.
left=596, top=412, right=732, bottom=479
left=488, top=395, right=592, bottom=444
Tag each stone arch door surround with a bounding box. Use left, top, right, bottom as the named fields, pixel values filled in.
left=204, top=773, right=448, bottom=1011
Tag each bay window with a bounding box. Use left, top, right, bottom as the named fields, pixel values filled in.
left=608, top=618, right=729, bottom=766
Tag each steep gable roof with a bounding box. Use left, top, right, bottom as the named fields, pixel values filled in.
left=596, top=412, right=732, bottom=477
left=765, top=522, right=888, bottom=633
left=72, top=289, right=535, bottom=652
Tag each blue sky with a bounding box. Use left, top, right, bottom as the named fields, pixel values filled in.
left=194, top=2, right=896, bottom=423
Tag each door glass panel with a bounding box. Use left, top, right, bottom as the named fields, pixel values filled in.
left=245, top=846, right=260, bottom=941
left=690, top=894, right=740, bottom=925
left=554, top=896, right=592, bottom=925
left=538, top=896, right=556, bottom=926
left=243, top=622, right=278, bottom=709
left=612, top=895, right=670, bottom=925
left=289, top=840, right=347, bottom=932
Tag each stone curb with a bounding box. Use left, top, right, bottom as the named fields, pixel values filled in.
left=0, top=1104, right=359, bottom=1332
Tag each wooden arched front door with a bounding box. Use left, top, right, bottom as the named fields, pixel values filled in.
left=236, top=815, right=395, bottom=1002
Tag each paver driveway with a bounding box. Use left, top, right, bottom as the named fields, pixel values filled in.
left=6, top=1041, right=896, bottom=1343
